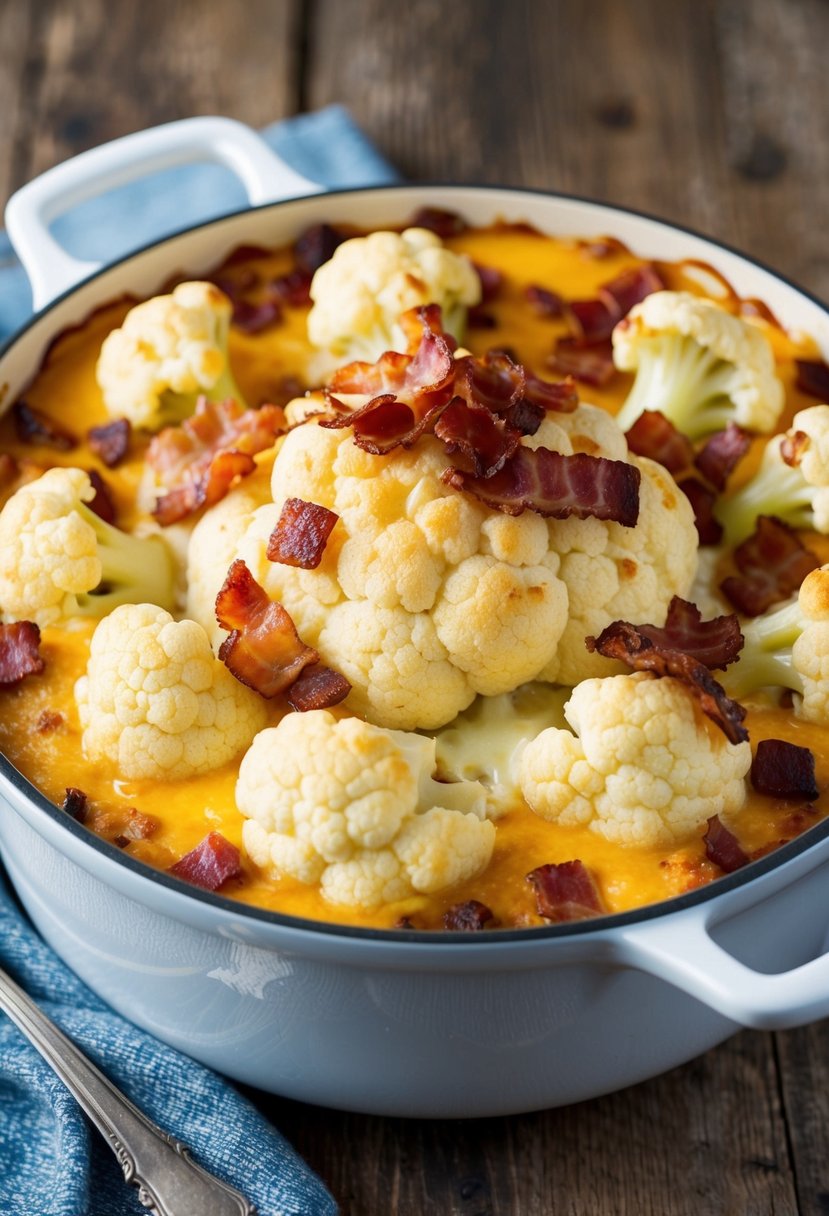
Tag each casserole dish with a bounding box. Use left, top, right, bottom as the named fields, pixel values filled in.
left=1, top=117, right=829, bottom=1118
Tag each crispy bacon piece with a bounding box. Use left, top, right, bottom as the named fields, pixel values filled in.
left=694, top=423, right=751, bottom=491
left=320, top=393, right=448, bottom=456
left=781, top=429, right=809, bottom=468
left=473, top=262, right=503, bottom=302
left=88, top=417, right=131, bottom=467
left=169, top=831, right=242, bottom=891
left=547, top=337, right=616, bottom=387
left=721, top=516, right=819, bottom=616
left=633, top=597, right=744, bottom=670
left=267, top=497, right=340, bottom=569
left=148, top=398, right=285, bottom=525
left=0, top=621, right=44, bottom=685
left=85, top=469, right=117, bottom=526
left=466, top=306, right=497, bottom=329
left=795, top=358, right=829, bottom=401
left=587, top=620, right=748, bottom=744
left=523, top=371, right=579, bottom=415
left=396, top=303, right=452, bottom=353
left=13, top=401, right=77, bottom=450
left=36, top=709, right=63, bottom=733
left=751, top=739, right=819, bottom=800
left=568, top=297, right=618, bottom=346
left=408, top=206, right=467, bottom=238
left=625, top=410, right=693, bottom=474
left=231, top=297, right=283, bottom=334
left=448, top=448, right=641, bottom=527
left=61, top=787, right=88, bottom=823
left=327, top=323, right=455, bottom=406
left=567, top=264, right=665, bottom=345
left=270, top=269, right=313, bottom=308
left=293, top=223, right=345, bottom=275
left=216, top=559, right=318, bottom=697
left=577, top=235, right=630, bottom=260
left=287, top=664, right=351, bottom=712
left=435, top=398, right=520, bottom=478
left=442, top=900, right=497, bottom=931
left=602, top=264, right=665, bottom=316
left=703, top=815, right=749, bottom=873
left=678, top=477, right=723, bottom=545
left=453, top=350, right=524, bottom=413
left=527, top=861, right=604, bottom=922
left=114, top=808, right=161, bottom=847
left=525, top=284, right=565, bottom=318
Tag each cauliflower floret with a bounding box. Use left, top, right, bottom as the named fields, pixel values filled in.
left=186, top=456, right=275, bottom=651
left=237, top=710, right=494, bottom=909
left=0, top=467, right=176, bottom=627
left=613, top=290, right=784, bottom=439
left=717, top=405, right=829, bottom=545
left=519, top=672, right=751, bottom=848
left=724, top=565, right=829, bottom=725
left=96, top=282, right=245, bottom=431
left=75, top=603, right=268, bottom=780
left=237, top=421, right=569, bottom=729
left=306, top=228, right=481, bottom=363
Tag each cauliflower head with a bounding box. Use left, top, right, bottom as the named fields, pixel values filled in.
left=613, top=290, right=784, bottom=439
left=0, top=467, right=175, bottom=627
left=237, top=709, right=494, bottom=909
left=519, top=672, right=751, bottom=848
left=717, top=405, right=829, bottom=545
left=75, top=603, right=268, bottom=780
left=96, top=281, right=244, bottom=430
left=306, top=228, right=481, bottom=363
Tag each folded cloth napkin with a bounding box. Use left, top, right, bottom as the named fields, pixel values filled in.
left=0, top=104, right=399, bottom=1216
left=0, top=103, right=399, bottom=342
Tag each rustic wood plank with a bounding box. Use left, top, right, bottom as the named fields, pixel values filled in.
left=775, top=1026, right=829, bottom=1216
left=6, top=0, right=301, bottom=190
left=259, top=1029, right=798, bottom=1215
left=0, top=1, right=42, bottom=207
left=308, top=0, right=829, bottom=298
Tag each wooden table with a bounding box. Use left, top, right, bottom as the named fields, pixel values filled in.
left=2, top=1, right=828, bottom=1211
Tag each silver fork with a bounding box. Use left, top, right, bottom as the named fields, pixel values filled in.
left=0, top=963, right=256, bottom=1215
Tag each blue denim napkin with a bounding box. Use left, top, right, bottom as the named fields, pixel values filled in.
left=0, top=104, right=399, bottom=1215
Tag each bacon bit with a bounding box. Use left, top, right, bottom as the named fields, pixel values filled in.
left=568, top=297, right=618, bottom=345
left=625, top=410, right=694, bottom=474
left=442, top=900, right=497, bottom=931
left=448, top=448, right=641, bottom=527
left=678, top=477, right=723, bottom=545
left=587, top=620, right=748, bottom=744
left=567, top=264, right=665, bottom=345
left=466, top=306, right=497, bottom=329
left=270, top=269, right=313, bottom=308
left=703, top=815, right=749, bottom=872
left=222, top=243, right=271, bottom=268
left=216, top=559, right=318, bottom=698
left=694, top=423, right=751, bottom=491
left=327, top=322, right=455, bottom=407
left=435, top=398, right=520, bottom=478
left=267, top=497, right=340, bottom=569
left=577, top=235, right=630, bottom=260
left=211, top=267, right=259, bottom=301
left=523, top=371, right=579, bottom=415
left=287, top=664, right=351, bottom=712
left=169, top=831, right=242, bottom=891
left=61, top=787, right=88, bottom=823
left=525, top=283, right=565, bottom=318
left=408, top=207, right=467, bottom=239
left=116, top=807, right=161, bottom=843
left=602, top=264, right=665, bottom=316
left=36, top=709, right=63, bottom=733
left=320, top=393, right=445, bottom=456
left=0, top=621, right=44, bottom=685
left=721, top=516, right=820, bottom=616
left=633, top=597, right=744, bottom=670
left=503, top=398, right=545, bottom=437
left=795, top=358, right=829, bottom=401
left=547, top=337, right=616, bottom=387
left=473, top=262, right=503, bottom=302
left=751, top=738, right=819, bottom=800
left=294, top=223, right=345, bottom=275
left=781, top=430, right=809, bottom=468
left=85, top=469, right=117, bottom=525
left=527, top=861, right=604, bottom=922
left=88, top=417, right=131, bottom=467
left=13, top=401, right=77, bottom=450
left=453, top=350, right=524, bottom=413
left=148, top=398, right=285, bottom=525
left=396, top=303, right=453, bottom=353
left=231, top=297, right=283, bottom=334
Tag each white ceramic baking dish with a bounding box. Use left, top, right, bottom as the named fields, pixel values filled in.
left=1, top=117, right=828, bottom=1118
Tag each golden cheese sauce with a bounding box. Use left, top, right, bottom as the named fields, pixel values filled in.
left=0, top=224, right=825, bottom=930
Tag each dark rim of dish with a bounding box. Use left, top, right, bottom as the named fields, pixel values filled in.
left=2, top=181, right=829, bottom=945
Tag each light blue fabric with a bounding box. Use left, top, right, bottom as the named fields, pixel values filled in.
left=0, top=104, right=399, bottom=1215
left=0, top=104, right=399, bottom=342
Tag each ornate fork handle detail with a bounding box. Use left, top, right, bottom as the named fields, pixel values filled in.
left=0, top=963, right=256, bottom=1215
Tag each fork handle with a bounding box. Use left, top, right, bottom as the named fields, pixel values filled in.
left=0, top=964, right=255, bottom=1215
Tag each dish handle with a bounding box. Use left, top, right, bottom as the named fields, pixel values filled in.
left=616, top=901, right=829, bottom=1029
left=5, top=116, right=321, bottom=311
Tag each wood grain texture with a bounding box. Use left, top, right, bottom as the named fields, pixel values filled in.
left=259, top=1029, right=799, bottom=1215
left=775, top=1026, right=829, bottom=1216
